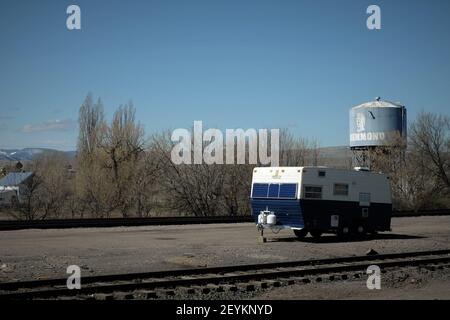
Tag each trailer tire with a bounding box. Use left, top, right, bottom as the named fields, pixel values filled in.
left=367, top=230, right=378, bottom=237
left=337, top=226, right=350, bottom=239
left=310, top=230, right=322, bottom=239
left=293, top=229, right=308, bottom=239
left=356, top=225, right=366, bottom=235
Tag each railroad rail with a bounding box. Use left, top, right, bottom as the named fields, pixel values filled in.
left=0, top=215, right=253, bottom=231
left=0, top=209, right=449, bottom=231
left=1, top=249, right=450, bottom=300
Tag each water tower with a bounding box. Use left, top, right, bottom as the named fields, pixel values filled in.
left=349, top=97, right=407, bottom=168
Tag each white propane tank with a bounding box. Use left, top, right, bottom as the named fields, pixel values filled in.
left=267, top=213, right=277, bottom=226
left=258, top=213, right=267, bottom=224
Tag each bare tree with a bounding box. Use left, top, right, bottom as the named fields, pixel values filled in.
left=410, top=112, right=450, bottom=192
left=31, top=151, right=71, bottom=219
left=370, top=127, right=448, bottom=211
left=76, top=94, right=117, bottom=217
left=133, top=149, right=163, bottom=217
left=12, top=174, right=42, bottom=220
left=8, top=151, right=71, bottom=220
left=98, top=102, right=146, bottom=217
left=222, top=164, right=253, bottom=216
left=77, top=93, right=105, bottom=157
left=279, top=128, right=321, bottom=166
left=151, top=132, right=225, bottom=217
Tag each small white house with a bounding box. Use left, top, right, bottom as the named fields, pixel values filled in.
left=0, top=172, right=34, bottom=206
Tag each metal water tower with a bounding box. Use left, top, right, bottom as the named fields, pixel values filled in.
left=349, top=97, right=407, bottom=167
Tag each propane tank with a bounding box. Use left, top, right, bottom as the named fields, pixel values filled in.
left=258, top=213, right=267, bottom=224
left=267, top=213, right=277, bottom=226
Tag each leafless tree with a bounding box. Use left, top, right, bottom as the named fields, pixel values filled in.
left=98, top=102, right=146, bottom=217
left=133, top=149, right=163, bottom=217
left=8, top=151, right=71, bottom=220
left=151, top=132, right=226, bottom=216
left=11, top=174, right=42, bottom=220
left=78, top=93, right=105, bottom=157
left=370, top=127, right=448, bottom=210
left=222, top=164, right=253, bottom=216
left=410, top=112, right=450, bottom=193
left=279, top=128, right=321, bottom=166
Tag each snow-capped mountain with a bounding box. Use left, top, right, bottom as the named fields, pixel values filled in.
left=0, top=148, right=76, bottom=161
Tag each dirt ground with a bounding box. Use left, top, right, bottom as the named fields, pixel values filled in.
left=159, top=266, right=450, bottom=300
left=0, top=216, right=449, bottom=289
left=254, top=267, right=450, bottom=300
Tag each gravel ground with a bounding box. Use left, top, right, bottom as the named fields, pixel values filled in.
left=254, top=267, right=450, bottom=300
left=0, top=216, right=449, bottom=284
left=140, top=266, right=450, bottom=300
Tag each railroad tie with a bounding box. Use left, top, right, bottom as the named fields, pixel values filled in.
left=264, top=280, right=282, bottom=287
left=206, top=284, right=224, bottom=292
left=136, top=290, right=157, bottom=299
left=221, top=284, right=238, bottom=292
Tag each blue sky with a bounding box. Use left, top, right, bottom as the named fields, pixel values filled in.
left=0, top=0, right=449, bottom=151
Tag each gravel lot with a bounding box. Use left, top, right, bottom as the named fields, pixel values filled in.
left=254, top=267, right=450, bottom=300
left=147, top=266, right=450, bottom=300
left=0, top=216, right=449, bottom=284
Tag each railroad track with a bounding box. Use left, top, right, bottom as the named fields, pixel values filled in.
left=0, top=215, right=253, bottom=231
left=0, top=209, right=449, bottom=231
left=1, top=249, right=450, bottom=300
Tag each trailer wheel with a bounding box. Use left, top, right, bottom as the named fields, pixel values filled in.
left=337, top=226, right=350, bottom=239
left=367, top=230, right=378, bottom=237
left=310, top=230, right=322, bottom=239
left=356, top=225, right=366, bottom=235
left=293, top=229, right=308, bottom=239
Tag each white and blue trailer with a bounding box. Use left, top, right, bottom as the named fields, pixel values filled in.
left=251, top=166, right=392, bottom=239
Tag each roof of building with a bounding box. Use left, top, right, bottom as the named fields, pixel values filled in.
left=0, top=172, right=34, bottom=186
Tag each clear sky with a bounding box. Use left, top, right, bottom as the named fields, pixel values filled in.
left=0, top=0, right=449, bottom=151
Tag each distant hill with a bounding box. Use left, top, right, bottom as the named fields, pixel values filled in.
left=0, top=146, right=350, bottom=163
left=0, top=148, right=76, bottom=161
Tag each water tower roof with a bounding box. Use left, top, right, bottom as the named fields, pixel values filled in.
left=352, top=98, right=404, bottom=109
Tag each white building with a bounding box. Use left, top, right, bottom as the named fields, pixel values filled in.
left=0, top=172, right=34, bottom=206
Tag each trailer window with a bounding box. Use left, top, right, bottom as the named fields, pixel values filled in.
left=252, top=183, right=297, bottom=199
left=268, top=184, right=280, bottom=197
left=318, top=171, right=326, bottom=177
left=359, top=192, right=371, bottom=206
left=279, top=183, right=297, bottom=198
left=334, top=183, right=349, bottom=196
left=252, top=183, right=268, bottom=198
left=304, top=186, right=322, bottom=199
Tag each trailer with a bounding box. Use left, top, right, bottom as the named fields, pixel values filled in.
left=250, top=166, right=392, bottom=239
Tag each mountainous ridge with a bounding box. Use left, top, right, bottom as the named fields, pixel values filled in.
left=0, top=148, right=76, bottom=161
left=1, top=146, right=351, bottom=162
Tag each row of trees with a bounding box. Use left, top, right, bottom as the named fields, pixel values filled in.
left=1, top=94, right=449, bottom=219
left=3, top=94, right=322, bottom=220
left=370, top=113, right=450, bottom=210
